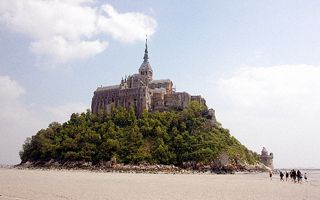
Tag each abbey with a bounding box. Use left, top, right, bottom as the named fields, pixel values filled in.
left=91, top=39, right=208, bottom=116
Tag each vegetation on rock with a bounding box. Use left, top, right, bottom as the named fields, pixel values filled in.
left=19, top=102, right=259, bottom=168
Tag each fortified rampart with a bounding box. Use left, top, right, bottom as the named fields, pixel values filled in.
left=260, top=147, right=274, bottom=169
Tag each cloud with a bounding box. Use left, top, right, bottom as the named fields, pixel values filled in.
left=98, top=4, right=157, bottom=42
left=0, top=0, right=157, bottom=64
left=0, top=75, right=25, bottom=124
left=30, top=37, right=107, bottom=63
left=0, top=74, right=89, bottom=164
left=45, top=102, right=88, bottom=123
left=0, top=75, right=25, bottom=102
left=216, top=65, right=320, bottom=168
left=0, top=75, right=47, bottom=165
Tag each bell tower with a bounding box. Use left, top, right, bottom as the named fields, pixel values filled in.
left=139, top=36, right=153, bottom=82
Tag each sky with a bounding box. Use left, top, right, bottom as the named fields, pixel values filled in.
left=1, top=0, right=320, bottom=168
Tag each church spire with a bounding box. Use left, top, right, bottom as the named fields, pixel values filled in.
left=143, top=35, right=149, bottom=61
left=139, top=34, right=153, bottom=82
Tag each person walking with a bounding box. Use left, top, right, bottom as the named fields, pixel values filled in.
left=280, top=171, right=284, bottom=181
left=269, top=171, right=273, bottom=180
left=285, top=171, right=289, bottom=181
left=292, top=169, right=297, bottom=183
left=297, top=170, right=302, bottom=183
left=304, top=173, right=308, bottom=182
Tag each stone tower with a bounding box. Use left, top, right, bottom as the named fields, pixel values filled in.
left=260, top=147, right=274, bottom=170
left=139, top=37, right=153, bottom=83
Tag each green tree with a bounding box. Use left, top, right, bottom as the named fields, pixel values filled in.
left=19, top=102, right=259, bottom=167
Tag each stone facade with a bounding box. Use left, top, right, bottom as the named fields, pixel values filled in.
left=91, top=39, right=207, bottom=116
left=260, top=147, right=274, bottom=169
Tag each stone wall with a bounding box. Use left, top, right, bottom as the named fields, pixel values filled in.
left=92, top=84, right=207, bottom=116
left=260, top=148, right=274, bottom=169
left=91, top=86, right=150, bottom=116
left=149, top=79, right=173, bottom=94
left=91, top=50, right=207, bottom=116
left=163, top=92, right=191, bottom=110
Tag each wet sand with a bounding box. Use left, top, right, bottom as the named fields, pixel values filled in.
left=0, top=168, right=319, bottom=200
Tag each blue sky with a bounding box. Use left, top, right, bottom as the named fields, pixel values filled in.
left=1, top=0, right=320, bottom=168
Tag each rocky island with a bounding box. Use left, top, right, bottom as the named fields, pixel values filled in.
left=18, top=40, right=269, bottom=173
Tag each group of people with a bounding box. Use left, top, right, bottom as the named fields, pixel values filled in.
left=269, top=169, right=307, bottom=183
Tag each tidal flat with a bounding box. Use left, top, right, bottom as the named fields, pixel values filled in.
left=0, top=168, right=319, bottom=200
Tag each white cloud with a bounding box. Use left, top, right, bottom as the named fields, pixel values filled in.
left=0, top=75, right=25, bottom=103
left=0, top=75, right=47, bottom=165
left=216, top=65, right=320, bottom=168
left=98, top=4, right=157, bottom=42
left=0, top=0, right=157, bottom=64
left=45, top=102, right=88, bottom=123
left=30, top=36, right=107, bottom=63
left=0, top=74, right=89, bottom=164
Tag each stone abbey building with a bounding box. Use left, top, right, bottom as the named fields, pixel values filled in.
left=91, top=39, right=208, bottom=116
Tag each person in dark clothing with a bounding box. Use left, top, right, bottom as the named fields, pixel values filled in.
left=280, top=171, right=284, bottom=181
left=304, top=173, right=308, bottom=182
left=269, top=171, right=273, bottom=180
left=297, top=170, right=302, bottom=183
left=285, top=171, right=289, bottom=181
left=292, top=169, right=297, bottom=183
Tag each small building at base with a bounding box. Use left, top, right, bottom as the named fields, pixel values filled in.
left=260, top=147, right=274, bottom=170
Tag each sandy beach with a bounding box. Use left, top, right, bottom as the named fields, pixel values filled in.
left=0, top=168, right=319, bottom=200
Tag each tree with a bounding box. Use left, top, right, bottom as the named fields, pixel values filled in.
left=19, top=104, right=259, bottom=167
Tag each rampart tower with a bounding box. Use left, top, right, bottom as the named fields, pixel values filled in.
left=260, top=147, right=274, bottom=170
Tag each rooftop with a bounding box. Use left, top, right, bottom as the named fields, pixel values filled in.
left=150, top=79, right=172, bottom=84
left=96, top=85, right=120, bottom=91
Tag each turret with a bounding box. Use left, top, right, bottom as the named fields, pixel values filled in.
left=139, top=36, right=153, bottom=82
left=260, top=147, right=274, bottom=169
left=261, top=147, right=268, bottom=156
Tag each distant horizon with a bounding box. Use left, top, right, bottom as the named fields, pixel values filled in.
left=1, top=163, right=320, bottom=171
